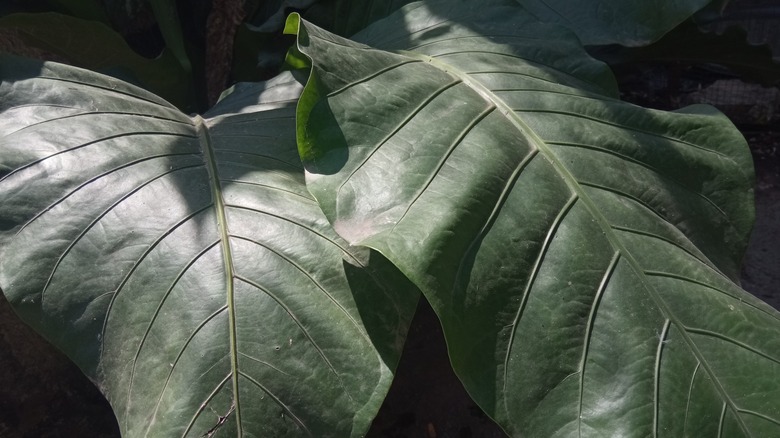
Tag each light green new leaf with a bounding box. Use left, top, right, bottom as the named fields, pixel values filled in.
left=0, top=56, right=418, bottom=437
left=288, top=2, right=780, bottom=436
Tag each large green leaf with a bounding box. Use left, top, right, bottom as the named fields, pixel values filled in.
left=330, top=0, right=718, bottom=47
left=0, top=56, right=418, bottom=437
left=514, top=0, right=714, bottom=46
left=287, top=2, right=780, bottom=436
left=312, top=0, right=416, bottom=37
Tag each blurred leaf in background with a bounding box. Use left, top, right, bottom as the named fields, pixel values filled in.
left=0, top=12, right=194, bottom=110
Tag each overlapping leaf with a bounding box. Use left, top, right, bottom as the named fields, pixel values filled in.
left=0, top=12, right=192, bottom=110
left=513, top=0, right=714, bottom=46
left=314, top=0, right=417, bottom=37
left=0, top=56, right=418, bottom=437
left=592, top=21, right=780, bottom=87
left=287, top=1, right=780, bottom=436
left=148, top=0, right=191, bottom=73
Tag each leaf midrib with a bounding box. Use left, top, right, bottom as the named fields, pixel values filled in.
left=195, top=115, right=243, bottom=436
left=402, top=51, right=753, bottom=435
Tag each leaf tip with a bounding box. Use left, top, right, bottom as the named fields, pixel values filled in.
left=283, top=12, right=301, bottom=37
